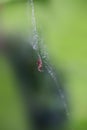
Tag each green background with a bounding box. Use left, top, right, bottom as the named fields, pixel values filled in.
left=0, top=0, right=87, bottom=130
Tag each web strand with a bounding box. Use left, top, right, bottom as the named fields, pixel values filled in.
left=29, top=0, right=70, bottom=120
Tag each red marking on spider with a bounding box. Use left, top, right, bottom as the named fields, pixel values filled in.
left=37, top=57, right=43, bottom=72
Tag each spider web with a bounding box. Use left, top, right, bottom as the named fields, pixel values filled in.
left=28, top=0, right=70, bottom=118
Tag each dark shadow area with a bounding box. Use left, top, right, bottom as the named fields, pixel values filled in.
left=0, top=33, right=69, bottom=130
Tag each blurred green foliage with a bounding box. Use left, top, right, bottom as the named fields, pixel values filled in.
left=0, top=0, right=87, bottom=130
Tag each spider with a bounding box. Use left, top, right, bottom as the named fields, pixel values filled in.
left=37, top=56, right=43, bottom=72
